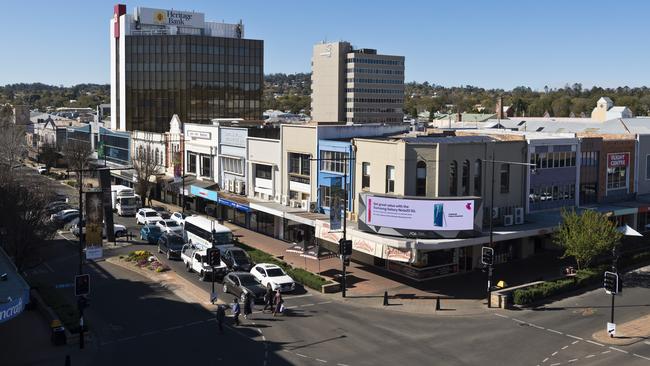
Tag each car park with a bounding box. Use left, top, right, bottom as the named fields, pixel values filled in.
left=170, top=212, right=187, bottom=226
left=157, top=232, right=185, bottom=260
left=140, top=224, right=163, bottom=244
left=156, top=219, right=183, bottom=234
left=222, top=247, right=253, bottom=272
left=222, top=272, right=267, bottom=303
left=135, top=208, right=163, bottom=225
left=250, top=263, right=295, bottom=292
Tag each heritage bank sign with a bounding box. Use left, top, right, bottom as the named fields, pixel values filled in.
left=136, top=7, right=205, bottom=28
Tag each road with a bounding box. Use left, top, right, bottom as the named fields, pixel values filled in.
left=10, top=166, right=650, bottom=365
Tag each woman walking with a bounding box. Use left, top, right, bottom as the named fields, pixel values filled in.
left=243, top=292, right=253, bottom=320
left=273, top=290, right=284, bottom=317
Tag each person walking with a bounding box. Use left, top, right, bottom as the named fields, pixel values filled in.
left=273, top=290, right=283, bottom=317
left=243, top=292, right=253, bottom=320
left=216, top=305, right=225, bottom=333
left=232, top=298, right=241, bottom=326
left=263, top=287, right=273, bottom=313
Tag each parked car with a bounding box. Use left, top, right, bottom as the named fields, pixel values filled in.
left=37, top=166, right=48, bottom=174
left=157, top=232, right=185, bottom=260
left=136, top=208, right=163, bottom=225
left=155, top=219, right=183, bottom=235
left=170, top=212, right=187, bottom=226
left=52, top=193, right=69, bottom=203
left=71, top=221, right=127, bottom=238
left=222, top=272, right=267, bottom=303
left=140, top=224, right=163, bottom=244
left=222, top=247, right=253, bottom=272
left=250, top=263, right=295, bottom=292
left=50, top=209, right=79, bottom=226
left=46, top=202, right=72, bottom=215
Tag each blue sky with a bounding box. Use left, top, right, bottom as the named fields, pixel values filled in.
left=1, top=0, right=648, bottom=89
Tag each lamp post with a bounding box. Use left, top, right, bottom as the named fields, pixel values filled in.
left=482, top=155, right=535, bottom=308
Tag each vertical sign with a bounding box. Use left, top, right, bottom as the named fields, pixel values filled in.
left=329, top=177, right=343, bottom=231
left=173, top=151, right=182, bottom=183
left=85, top=192, right=104, bottom=248
left=99, top=168, right=115, bottom=242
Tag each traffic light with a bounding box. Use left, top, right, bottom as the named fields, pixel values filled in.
left=75, top=274, right=90, bottom=297
left=207, top=248, right=221, bottom=267
left=481, top=247, right=494, bottom=266
left=604, top=271, right=619, bottom=294
left=339, top=239, right=353, bottom=256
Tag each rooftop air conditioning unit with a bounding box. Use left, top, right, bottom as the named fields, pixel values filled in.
left=309, top=201, right=319, bottom=213
left=301, top=200, right=310, bottom=211
left=503, top=214, right=514, bottom=227
left=514, top=207, right=524, bottom=225
left=281, top=195, right=289, bottom=206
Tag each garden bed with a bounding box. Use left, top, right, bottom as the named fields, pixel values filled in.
left=122, top=250, right=170, bottom=273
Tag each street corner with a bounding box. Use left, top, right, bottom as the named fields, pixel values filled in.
left=592, top=313, right=650, bottom=346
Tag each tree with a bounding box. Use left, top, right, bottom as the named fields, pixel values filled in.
left=62, top=140, right=92, bottom=184
left=40, top=141, right=60, bottom=169
left=133, top=143, right=163, bottom=206
left=0, top=117, right=26, bottom=174
left=554, top=209, right=622, bottom=270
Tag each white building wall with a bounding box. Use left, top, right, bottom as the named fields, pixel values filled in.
left=184, top=123, right=219, bottom=182
left=247, top=137, right=281, bottom=201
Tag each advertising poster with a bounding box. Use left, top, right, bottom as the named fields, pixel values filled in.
left=329, top=177, right=343, bottom=231
left=366, top=196, right=474, bottom=231
left=99, top=168, right=115, bottom=242
left=85, top=192, right=104, bottom=247
left=173, top=151, right=182, bottom=183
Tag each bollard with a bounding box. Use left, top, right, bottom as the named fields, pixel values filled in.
left=383, top=291, right=389, bottom=306
left=65, top=355, right=71, bottom=366
left=435, top=297, right=441, bottom=311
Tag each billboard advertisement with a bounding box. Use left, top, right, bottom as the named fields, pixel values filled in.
left=358, top=194, right=482, bottom=239
left=85, top=192, right=104, bottom=247
left=137, top=7, right=205, bottom=28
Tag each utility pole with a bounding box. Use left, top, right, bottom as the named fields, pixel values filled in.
left=77, top=169, right=85, bottom=349
left=342, top=159, right=348, bottom=298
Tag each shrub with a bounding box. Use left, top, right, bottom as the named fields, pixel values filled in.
left=512, top=266, right=605, bottom=306
left=29, top=280, right=82, bottom=333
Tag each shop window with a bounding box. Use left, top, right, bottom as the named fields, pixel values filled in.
left=188, top=153, right=197, bottom=174
left=500, top=164, right=510, bottom=193
left=461, top=160, right=470, bottom=196
left=449, top=161, right=458, bottom=196
left=200, top=155, right=212, bottom=178
left=289, top=153, right=310, bottom=176
left=473, top=159, right=482, bottom=196
left=362, top=162, right=370, bottom=189
left=416, top=161, right=426, bottom=196
left=385, top=165, right=395, bottom=193
left=607, top=166, right=627, bottom=190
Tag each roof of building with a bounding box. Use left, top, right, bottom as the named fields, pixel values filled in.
left=400, top=135, right=496, bottom=144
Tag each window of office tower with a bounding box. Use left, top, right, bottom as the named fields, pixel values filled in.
left=124, top=35, right=263, bottom=133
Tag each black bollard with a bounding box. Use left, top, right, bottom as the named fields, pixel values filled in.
left=435, top=297, right=441, bottom=311
left=65, top=355, right=71, bottom=366
left=383, top=291, right=389, bottom=306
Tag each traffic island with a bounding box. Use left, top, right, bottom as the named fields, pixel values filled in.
left=592, top=313, right=650, bottom=346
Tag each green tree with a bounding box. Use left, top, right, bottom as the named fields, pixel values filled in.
left=554, top=209, right=622, bottom=270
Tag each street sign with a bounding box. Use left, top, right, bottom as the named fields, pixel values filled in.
left=85, top=246, right=103, bottom=261
left=481, top=247, right=494, bottom=266
left=210, top=292, right=218, bottom=304
left=55, top=283, right=74, bottom=289
left=607, top=322, right=616, bottom=337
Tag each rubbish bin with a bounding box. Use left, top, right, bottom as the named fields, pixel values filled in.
left=51, top=320, right=67, bottom=346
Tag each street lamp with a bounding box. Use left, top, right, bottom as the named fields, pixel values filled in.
left=482, top=154, right=535, bottom=308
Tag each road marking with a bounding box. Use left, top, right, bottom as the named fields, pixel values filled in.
left=118, top=336, right=136, bottom=342
left=302, top=303, right=315, bottom=307
left=337, top=364, right=350, bottom=366
left=315, top=359, right=327, bottom=363
left=551, top=351, right=558, bottom=356
left=567, top=359, right=578, bottom=363
left=530, top=324, right=545, bottom=330
left=571, top=341, right=579, bottom=345
left=512, top=318, right=526, bottom=323
left=634, top=353, right=650, bottom=361
left=547, top=329, right=563, bottom=335
left=587, top=340, right=604, bottom=347
left=567, top=335, right=583, bottom=341
left=296, top=353, right=308, bottom=358
left=550, top=363, right=561, bottom=366
left=141, top=331, right=158, bottom=337
left=494, top=313, right=509, bottom=319
left=644, top=341, right=650, bottom=346
left=43, top=262, right=55, bottom=273
left=288, top=294, right=313, bottom=299
left=601, top=350, right=611, bottom=355
left=261, top=335, right=266, bottom=341
left=585, top=354, right=595, bottom=359
left=286, top=306, right=298, bottom=309
left=317, top=301, right=333, bottom=305
left=542, top=357, right=549, bottom=363
left=165, top=325, right=184, bottom=331
left=609, top=347, right=628, bottom=354
left=561, top=346, right=568, bottom=350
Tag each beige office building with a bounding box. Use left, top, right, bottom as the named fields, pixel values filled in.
left=311, top=41, right=404, bottom=123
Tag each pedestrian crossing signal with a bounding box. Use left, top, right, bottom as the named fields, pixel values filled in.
left=604, top=271, right=619, bottom=294
left=207, top=248, right=221, bottom=267
left=481, top=247, right=494, bottom=266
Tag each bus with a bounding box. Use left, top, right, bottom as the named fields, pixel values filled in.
left=183, top=215, right=234, bottom=249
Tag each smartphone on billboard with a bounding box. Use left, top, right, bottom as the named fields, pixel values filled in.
left=433, top=203, right=444, bottom=227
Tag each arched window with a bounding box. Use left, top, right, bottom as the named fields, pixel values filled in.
left=416, top=161, right=427, bottom=196
left=461, top=160, right=470, bottom=196
left=474, top=159, right=482, bottom=196
left=449, top=160, right=458, bottom=196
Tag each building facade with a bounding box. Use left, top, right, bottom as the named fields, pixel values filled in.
left=110, top=5, right=263, bottom=133
left=311, top=41, right=404, bottom=123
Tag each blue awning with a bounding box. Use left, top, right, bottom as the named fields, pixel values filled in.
left=0, top=248, right=30, bottom=324
left=218, top=197, right=251, bottom=212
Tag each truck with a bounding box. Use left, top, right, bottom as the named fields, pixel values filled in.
left=111, top=185, right=138, bottom=216
left=181, top=242, right=229, bottom=282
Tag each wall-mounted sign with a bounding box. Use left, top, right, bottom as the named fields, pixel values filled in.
left=190, top=185, right=218, bottom=202
left=607, top=153, right=629, bottom=168
left=187, top=130, right=212, bottom=140
left=136, top=7, right=205, bottom=28
left=220, top=128, right=247, bottom=147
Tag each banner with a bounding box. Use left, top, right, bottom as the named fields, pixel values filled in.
left=99, top=168, right=115, bottom=242
left=329, top=177, right=343, bottom=231
left=173, top=151, right=182, bottom=182
left=85, top=192, right=104, bottom=247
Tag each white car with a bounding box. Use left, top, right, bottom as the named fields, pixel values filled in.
left=170, top=212, right=187, bottom=226
left=156, top=219, right=183, bottom=234
left=50, top=209, right=79, bottom=222
left=135, top=208, right=162, bottom=225
left=250, top=263, right=296, bottom=293
left=37, top=166, right=48, bottom=174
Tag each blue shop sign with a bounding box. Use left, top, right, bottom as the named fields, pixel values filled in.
left=218, top=198, right=251, bottom=212
left=190, top=185, right=218, bottom=202
left=0, top=288, right=29, bottom=324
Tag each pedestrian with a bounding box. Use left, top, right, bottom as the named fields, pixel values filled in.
left=232, top=298, right=241, bottom=326
left=216, top=305, right=225, bottom=333
left=263, top=287, right=273, bottom=312
left=243, top=292, right=253, bottom=319
left=273, top=290, right=283, bottom=317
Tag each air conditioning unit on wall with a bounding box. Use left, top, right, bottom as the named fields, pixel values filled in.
left=274, top=194, right=281, bottom=202
left=235, top=181, right=243, bottom=195
left=503, top=214, right=514, bottom=226
left=514, top=207, right=524, bottom=224
left=309, top=201, right=319, bottom=213
left=281, top=195, right=289, bottom=206
left=301, top=200, right=310, bottom=211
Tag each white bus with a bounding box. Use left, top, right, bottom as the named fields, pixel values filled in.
left=183, top=215, right=234, bottom=249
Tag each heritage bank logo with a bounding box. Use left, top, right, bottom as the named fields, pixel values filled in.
left=153, top=10, right=194, bottom=26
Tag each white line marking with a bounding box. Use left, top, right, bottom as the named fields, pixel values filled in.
left=166, top=325, right=184, bottom=331
left=572, top=341, right=580, bottom=345
left=601, top=350, right=611, bottom=354
left=494, top=313, right=509, bottom=319
left=141, top=331, right=158, bottom=337
left=317, top=301, right=333, bottom=305
left=513, top=318, right=526, bottom=323
left=542, top=357, right=549, bottom=363
left=550, top=363, right=561, bottom=366
left=567, top=335, right=583, bottom=341
left=609, top=347, right=628, bottom=354
left=286, top=306, right=298, bottom=309
left=644, top=341, right=650, bottom=345
left=530, top=324, right=545, bottom=330
left=585, top=354, right=595, bottom=359
left=315, top=359, right=327, bottom=363
left=634, top=353, right=650, bottom=361
left=568, top=359, right=578, bottom=363
left=301, top=303, right=315, bottom=307
left=552, top=351, right=558, bottom=356
left=548, top=329, right=563, bottom=335
left=288, top=294, right=313, bottom=299
left=562, top=346, right=568, bottom=350
left=296, top=353, right=308, bottom=358
left=186, top=320, right=203, bottom=326
left=261, top=336, right=266, bottom=341
left=587, top=340, right=604, bottom=347
left=118, top=336, right=136, bottom=342
left=337, top=364, right=350, bottom=366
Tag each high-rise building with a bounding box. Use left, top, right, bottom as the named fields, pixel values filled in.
left=110, top=4, right=263, bottom=133
left=311, top=41, right=404, bottom=124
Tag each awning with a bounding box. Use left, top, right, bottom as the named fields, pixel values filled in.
left=0, top=248, right=30, bottom=324
left=618, top=224, right=643, bottom=237
left=217, top=191, right=251, bottom=212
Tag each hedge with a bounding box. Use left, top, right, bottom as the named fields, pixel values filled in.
left=235, top=240, right=332, bottom=290
left=513, top=266, right=606, bottom=306
left=29, top=279, right=83, bottom=333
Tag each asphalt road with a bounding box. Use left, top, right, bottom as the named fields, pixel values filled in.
left=14, top=166, right=650, bottom=366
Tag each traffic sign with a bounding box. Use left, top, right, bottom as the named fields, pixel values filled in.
left=481, top=247, right=494, bottom=266
left=607, top=322, right=616, bottom=337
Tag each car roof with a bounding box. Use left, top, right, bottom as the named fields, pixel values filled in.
left=139, top=208, right=157, bottom=213
left=230, top=271, right=255, bottom=277
left=258, top=263, right=280, bottom=269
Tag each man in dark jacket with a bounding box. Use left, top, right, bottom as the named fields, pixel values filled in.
left=232, top=298, right=241, bottom=326
left=263, top=287, right=273, bottom=312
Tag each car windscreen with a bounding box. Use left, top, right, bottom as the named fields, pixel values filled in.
left=168, top=235, right=185, bottom=247
left=212, top=232, right=233, bottom=245
left=145, top=212, right=159, bottom=217
left=165, top=221, right=180, bottom=227
left=238, top=275, right=259, bottom=286
left=120, top=197, right=136, bottom=205
left=266, top=268, right=285, bottom=277
left=231, top=250, right=250, bottom=262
